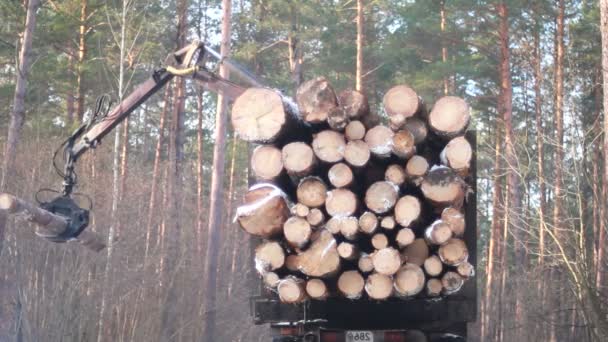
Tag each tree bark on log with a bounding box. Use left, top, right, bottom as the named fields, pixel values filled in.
left=420, top=166, right=466, bottom=209
left=297, top=77, right=339, bottom=124
left=404, top=118, right=428, bottom=144
left=401, top=238, right=429, bottom=266
left=339, top=90, right=370, bottom=120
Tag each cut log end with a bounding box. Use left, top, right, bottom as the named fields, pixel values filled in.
left=231, top=88, right=290, bottom=143
left=383, top=85, right=420, bottom=119
left=365, top=181, right=399, bottom=214
left=441, top=136, right=472, bottom=176
left=264, top=272, right=280, bottom=288
left=283, top=216, right=312, bottom=249
left=325, top=189, right=358, bottom=217
left=442, top=207, right=465, bottom=237
left=429, top=96, right=470, bottom=138
left=385, top=164, right=406, bottom=186
left=292, top=203, right=310, bottom=218
left=344, top=140, right=371, bottom=168
left=420, top=167, right=466, bottom=209
left=255, top=241, right=286, bottom=273
left=237, top=184, right=290, bottom=238
left=306, top=208, right=325, bottom=227
left=251, top=145, right=284, bottom=180
left=395, top=228, right=415, bottom=248
left=359, top=211, right=379, bottom=235
left=358, top=254, right=375, bottom=273
left=394, top=264, right=425, bottom=297
left=306, top=278, right=329, bottom=300
left=392, top=130, right=416, bottom=159
left=365, top=273, right=394, bottom=300
left=328, top=163, right=354, bottom=188
left=293, top=230, right=340, bottom=278
left=345, top=120, right=366, bottom=141
left=297, top=77, right=339, bottom=124
left=394, top=195, right=421, bottom=227
left=380, top=216, right=396, bottom=230
left=405, top=155, right=429, bottom=185
left=297, top=177, right=327, bottom=208
left=329, top=216, right=359, bottom=241
left=337, top=270, right=365, bottom=299
left=457, top=261, right=475, bottom=279
left=426, top=278, right=443, bottom=297
left=312, top=130, right=346, bottom=163
left=372, top=247, right=402, bottom=276
left=282, top=142, right=317, bottom=177
left=365, top=125, right=394, bottom=158
left=442, top=271, right=465, bottom=295
left=371, top=233, right=389, bottom=250
left=339, top=89, right=370, bottom=119
left=424, top=220, right=453, bottom=246
left=438, top=238, right=469, bottom=266
left=278, top=277, right=307, bottom=303
left=423, top=255, right=443, bottom=277
left=337, top=242, right=359, bottom=260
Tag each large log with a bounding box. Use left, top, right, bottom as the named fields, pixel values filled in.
left=236, top=184, right=290, bottom=238
left=251, top=145, right=284, bottom=181
left=428, top=96, right=470, bottom=138
left=306, top=278, right=329, bottom=300
left=365, top=125, right=394, bottom=159
left=365, top=273, right=394, bottom=300
left=278, top=276, right=308, bottom=303
left=424, top=220, right=453, bottom=245
left=293, top=230, right=340, bottom=278
left=405, top=155, right=429, bottom=185
left=296, top=177, right=327, bottom=208
left=393, top=264, right=425, bottom=297
left=328, top=162, right=354, bottom=188
left=372, top=247, right=402, bottom=276
left=337, top=270, right=365, bottom=299
left=344, top=140, right=371, bottom=168
left=365, top=181, right=398, bottom=214
left=325, top=188, right=358, bottom=217
left=392, top=129, right=416, bottom=159
left=440, top=136, right=472, bottom=176
left=282, top=142, right=317, bottom=177
left=420, top=166, right=466, bottom=209
left=312, top=130, right=346, bottom=163
left=383, top=85, right=422, bottom=130
left=297, top=77, right=339, bottom=124
left=339, top=89, right=370, bottom=120
left=394, top=195, right=421, bottom=227
left=344, top=120, right=366, bottom=141
left=283, top=216, right=312, bottom=249
left=0, top=193, right=105, bottom=252
left=254, top=241, right=286, bottom=273
left=438, top=238, right=469, bottom=266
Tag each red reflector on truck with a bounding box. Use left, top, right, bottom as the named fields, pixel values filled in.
left=384, top=331, right=405, bottom=342
left=320, top=330, right=341, bottom=342
left=280, top=327, right=298, bottom=336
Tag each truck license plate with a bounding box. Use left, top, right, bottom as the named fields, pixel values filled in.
left=346, top=331, right=373, bottom=342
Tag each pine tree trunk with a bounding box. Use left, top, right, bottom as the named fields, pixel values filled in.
left=598, top=0, right=608, bottom=296
left=66, top=42, right=76, bottom=124
left=440, top=0, right=448, bottom=95
left=196, top=91, right=205, bottom=254
left=202, top=1, right=231, bottom=339
left=75, top=0, right=88, bottom=122
left=356, top=0, right=364, bottom=91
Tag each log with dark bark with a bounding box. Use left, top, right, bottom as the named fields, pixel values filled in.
left=251, top=145, right=284, bottom=181
left=278, top=276, right=308, bottom=303
left=345, top=120, right=366, bottom=141
left=372, top=247, right=402, bottom=276
left=394, top=195, right=421, bottom=227
left=339, top=89, right=370, bottom=119
left=359, top=211, right=379, bottom=235
left=312, top=130, right=346, bottom=163
left=404, top=118, right=428, bottom=144
left=236, top=184, right=290, bottom=238
left=428, top=96, right=470, bottom=138
left=394, top=264, right=425, bottom=297
left=441, top=271, right=464, bottom=295
left=282, top=142, right=317, bottom=177
left=401, top=238, right=429, bottom=266
left=344, top=140, right=371, bottom=168
left=424, top=220, right=453, bottom=245
left=293, top=230, right=340, bottom=278
left=365, top=273, right=393, bottom=300
left=457, top=261, right=475, bottom=279
left=306, top=278, right=329, bottom=300
left=296, top=177, right=327, bottom=208
left=441, top=136, right=472, bottom=176
left=438, top=238, right=468, bottom=266
left=385, top=164, right=406, bottom=186
left=383, top=85, right=422, bottom=130
left=297, top=77, right=339, bottom=124
left=392, top=129, right=416, bottom=159
left=255, top=241, right=286, bottom=273
left=328, top=162, right=354, bottom=188
left=441, top=207, right=465, bottom=237
left=338, top=270, right=365, bottom=299
left=423, top=255, right=443, bottom=277
left=325, top=188, right=358, bottom=217
left=306, top=208, right=325, bottom=227
left=365, top=125, right=394, bottom=159
left=420, top=166, right=466, bottom=209
left=327, top=107, right=349, bottom=131
left=365, top=181, right=398, bottom=214
left=283, top=216, right=312, bottom=249
left=337, top=241, right=359, bottom=260
left=405, top=155, right=429, bottom=185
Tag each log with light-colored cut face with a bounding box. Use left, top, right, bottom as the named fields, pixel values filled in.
left=365, top=125, right=394, bottom=158
left=424, top=220, right=453, bottom=245
left=312, top=130, right=346, bottom=163
left=405, top=155, right=429, bottom=185
left=365, top=273, right=393, bottom=300
left=296, top=77, right=339, bottom=124
left=231, top=88, right=296, bottom=144
left=293, top=230, right=340, bottom=278
left=328, top=162, right=354, bottom=188
left=428, top=96, right=470, bottom=138
left=329, top=216, right=360, bottom=240
left=358, top=254, right=375, bottom=273
left=457, top=261, right=475, bottom=279
left=393, top=263, right=425, bottom=297
left=404, top=118, right=428, bottom=144
left=237, top=184, right=290, bottom=238
left=420, top=166, right=466, bottom=209
left=282, top=142, right=317, bottom=177
left=441, top=271, right=464, bottom=295
left=328, top=106, right=349, bottom=131
left=438, top=238, right=469, bottom=266
left=392, top=129, right=416, bottom=159
left=385, top=164, right=406, bottom=186
left=383, top=85, right=421, bottom=124
left=283, top=216, right=312, bottom=249
left=325, top=188, right=358, bottom=217
left=251, top=145, right=284, bottom=181
left=254, top=241, right=285, bottom=273
left=365, top=181, right=398, bottom=214
left=426, top=278, right=443, bottom=297
left=441, top=207, right=465, bottom=237
left=306, top=278, right=329, bottom=300
left=337, top=242, right=359, bottom=260
left=401, top=239, right=430, bottom=266
left=278, top=277, right=308, bottom=303
left=344, top=140, right=371, bottom=168
left=292, top=203, right=310, bottom=218
left=337, top=270, right=365, bottom=299
left=372, top=247, right=402, bottom=276
left=296, top=177, right=327, bottom=208
left=339, top=89, right=370, bottom=119
left=395, top=228, right=415, bottom=248
left=394, top=195, right=421, bottom=227
left=380, top=216, right=396, bottom=230
left=371, top=233, right=389, bottom=250
left=441, top=136, right=472, bottom=176
left=264, top=272, right=280, bottom=288
left=306, top=208, right=325, bottom=227
left=423, top=255, right=443, bottom=277
left=359, top=211, right=379, bottom=234
left=345, top=120, right=366, bottom=141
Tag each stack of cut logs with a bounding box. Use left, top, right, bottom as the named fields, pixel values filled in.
left=232, top=78, right=473, bottom=303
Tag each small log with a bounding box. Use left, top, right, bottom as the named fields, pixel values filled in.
left=296, top=177, right=327, bottom=208
left=394, top=195, right=421, bottom=228
left=426, top=278, right=443, bottom=297
left=423, top=255, right=443, bottom=277
left=441, top=271, right=464, bottom=295
left=282, top=142, right=317, bottom=177
left=371, top=233, right=389, bottom=250
left=251, top=145, right=284, bottom=181
left=365, top=181, right=399, bottom=214
left=358, top=254, right=375, bottom=273
left=337, top=242, right=359, bottom=260
left=293, top=230, right=340, bottom=278
left=231, top=88, right=301, bottom=144
left=337, top=270, right=365, bottom=299
left=283, top=216, right=312, bottom=249
left=296, top=77, right=339, bottom=124
left=365, top=273, right=394, bottom=300
left=325, top=189, right=358, bottom=217
left=401, top=239, right=429, bottom=266
left=404, top=118, right=428, bottom=144
left=457, top=261, right=475, bottom=279
left=395, top=228, right=415, bottom=248
left=278, top=276, right=308, bottom=303
left=312, top=130, right=346, bottom=163
left=291, top=203, right=310, bottom=218
left=420, top=166, right=466, bottom=209
left=385, top=164, right=406, bottom=187
left=438, top=238, right=469, bottom=266
left=306, top=278, right=329, bottom=300
left=405, top=155, right=429, bottom=185
left=392, top=129, right=416, bottom=159
left=424, top=220, right=453, bottom=246
left=428, top=96, right=470, bottom=139
left=344, top=120, right=366, bottom=141
left=327, top=107, right=349, bottom=131
left=306, top=208, right=325, bottom=227
left=383, top=84, right=420, bottom=121
left=328, top=162, right=354, bottom=188
left=393, top=263, right=425, bottom=298
left=440, top=136, right=472, bottom=176
left=254, top=241, right=286, bottom=273
left=358, top=211, right=379, bottom=235
left=339, top=89, right=370, bottom=119
left=285, top=254, right=299, bottom=272
left=365, top=125, right=394, bottom=159
left=236, top=184, right=290, bottom=238
left=380, top=216, right=396, bottom=230
left=441, top=207, right=465, bottom=237
left=263, top=272, right=280, bottom=288
left=372, top=247, right=402, bottom=276
left=330, top=216, right=359, bottom=241
left=344, top=140, right=371, bottom=168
